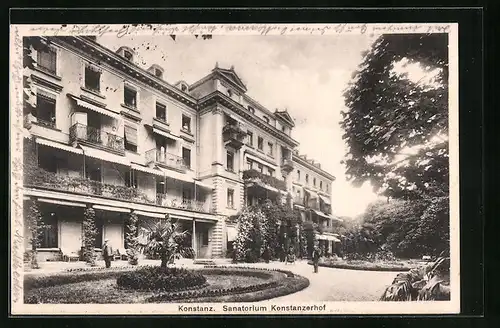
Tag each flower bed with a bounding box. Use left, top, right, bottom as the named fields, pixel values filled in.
left=116, top=266, right=206, bottom=291
left=308, top=257, right=415, bottom=272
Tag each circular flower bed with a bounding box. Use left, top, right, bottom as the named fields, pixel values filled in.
left=116, top=266, right=206, bottom=291
left=308, top=258, right=415, bottom=272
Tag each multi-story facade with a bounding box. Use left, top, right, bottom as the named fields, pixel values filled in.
left=21, top=35, right=338, bottom=261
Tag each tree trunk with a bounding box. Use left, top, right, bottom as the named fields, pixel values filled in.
left=160, top=253, right=168, bottom=270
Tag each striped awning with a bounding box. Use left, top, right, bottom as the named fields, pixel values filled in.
left=152, top=127, right=181, bottom=141
left=124, top=125, right=138, bottom=146
left=304, top=188, right=318, bottom=199
left=134, top=210, right=166, bottom=219
left=245, top=153, right=278, bottom=169
left=311, top=209, right=330, bottom=220
left=159, top=167, right=194, bottom=184
left=195, top=180, right=214, bottom=190
left=93, top=204, right=130, bottom=213
left=131, top=163, right=164, bottom=177
left=69, top=95, right=120, bottom=119
left=36, top=138, right=83, bottom=155
left=38, top=198, right=86, bottom=207
left=80, top=145, right=130, bottom=167
left=319, top=194, right=331, bottom=205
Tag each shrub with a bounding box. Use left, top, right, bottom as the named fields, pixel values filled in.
left=24, top=269, right=130, bottom=290
left=116, top=265, right=206, bottom=291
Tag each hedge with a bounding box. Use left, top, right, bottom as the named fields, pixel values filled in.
left=116, top=266, right=206, bottom=291
left=307, top=260, right=412, bottom=272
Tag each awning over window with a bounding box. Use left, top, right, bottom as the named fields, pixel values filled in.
left=245, top=153, right=278, bottom=169
left=131, top=163, right=164, bottom=177
left=80, top=145, right=130, bottom=167
left=124, top=125, right=138, bottom=146
left=68, top=95, right=120, bottom=119
left=227, top=226, right=238, bottom=242
left=315, top=233, right=341, bottom=242
left=158, top=167, right=194, bottom=184
left=134, top=210, right=166, bottom=219
left=319, top=194, right=331, bottom=206
left=38, top=198, right=86, bottom=207
left=93, top=204, right=130, bottom=213
left=311, top=209, right=330, bottom=220
left=36, top=87, right=57, bottom=100
left=195, top=180, right=214, bottom=190
left=152, top=127, right=181, bottom=141
left=304, top=188, right=318, bottom=199
left=36, top=138, right=83, bottom=155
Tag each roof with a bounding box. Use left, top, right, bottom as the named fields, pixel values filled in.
left=274, top=109, right=295, bottom=127
left=212, top=66, right=247, bottom=92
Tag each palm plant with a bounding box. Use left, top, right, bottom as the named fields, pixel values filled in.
left=139, top=215, right=194, bottom=269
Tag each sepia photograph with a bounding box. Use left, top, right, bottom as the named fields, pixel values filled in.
left=10, top=23, right=459, bottom=315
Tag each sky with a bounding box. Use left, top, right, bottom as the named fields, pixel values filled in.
left=97, top=34, right=382, bottom=218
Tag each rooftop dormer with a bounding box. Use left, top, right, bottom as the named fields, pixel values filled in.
left=116, top=46, right=135, bottom=63
left=174, top=80, right=190, bottom=93
left=147, top=64, right=165, bottom=79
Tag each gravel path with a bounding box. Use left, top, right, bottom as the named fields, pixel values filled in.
left=250, top=260, right=400, bottom=302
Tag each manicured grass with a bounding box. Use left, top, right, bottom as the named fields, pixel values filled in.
left=24, top=267, right=308, bottom=304
left=308, top=259, right=418, bottom=272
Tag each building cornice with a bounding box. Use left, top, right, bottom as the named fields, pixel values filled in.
left=51, top=36, right=198, bottom=108
left=199, top=91, right=300, bottom=148
left=293, top=154, right=336, bottom=181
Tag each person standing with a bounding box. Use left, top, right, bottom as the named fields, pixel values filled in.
left=312, top=245, right=321, bottom=273
left=102, top=239, right=113, bottom=268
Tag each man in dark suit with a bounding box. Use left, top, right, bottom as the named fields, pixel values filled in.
left=102, top=239, right=113, bottom=268
left=312, top=245, right=322, bottom=273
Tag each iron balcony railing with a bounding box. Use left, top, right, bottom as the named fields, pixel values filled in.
left=145, top=149, right=188, bottom=171
left=69, top=123, right=124, bottom=152
left=242, top=169, right=287, bottom=191
left=156, top=194, right=212, bottom=213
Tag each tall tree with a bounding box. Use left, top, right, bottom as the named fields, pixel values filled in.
left=342, top=33, right=449, bottom=200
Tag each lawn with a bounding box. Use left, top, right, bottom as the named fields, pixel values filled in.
left=309, top=257, right=423, bottom=272
left=24, top=267, right=308, bottom=304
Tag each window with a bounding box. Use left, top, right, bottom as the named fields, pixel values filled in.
left=268, top=142, right=274, bottom=156
left=124, top=86, right=137, bottom=109
left=39, top=212, right=58, bottom=248
left=326, top=184, right=329, bottom=192
left=123, top=50, right=133, bottom=61
left=125, top=171, right=138, bottom=188
left=297, top=170, right=301, bottom=180
left=37, top=47, right=57, bottom=74
left=84, top=65, right=101, bottom=92
left=282, top=126, right=286, bottom=132
left=320, top=181, right=323, bottom=190
left=268, top=168, right=274, bottom=177
left=313, top=178, right=316, bottom=187
left=124, top=125, right=138, bottom=152
left=305, top=174, right=309, bottom=184
left=257, top=163, right=264, bottom=173
left=36, top=94, right=56, bottom=127
left=182, top=115, right=191, bottom=132
left=227, top=188, right=234, bottom=208
left=156, top=102, right=167, bottom=121
left=154, top=69, right=163, bottom=78
left=257, top=137, right=264, bottom=150
left=181, top=84, right=187, bottom=92
left=182, top=147, right=191, bottom=169
left=182, top=189, right=191, bottom=202
left=248, top=105, right=255, bottom=114
left=38, top=152, right=58, bottom=173
left=226, top=151, right=234, bottom=172
left=247, top=131, right=253, bottom=146
left=227, top=89, right=233, bottom=97
left=246, top=160, right=253, bottom=170
left=263, top=116, right=270, bottom=124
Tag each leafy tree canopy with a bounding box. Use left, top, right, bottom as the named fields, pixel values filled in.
left=342, top=33, right=449, bottom=200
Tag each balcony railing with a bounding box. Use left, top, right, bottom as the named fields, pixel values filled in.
left=69, top=123, right=124, bottom=153
left=156, top=194, right=213, bottom=213
left=24, top=166, right=153, bottom=204
left=242, top=169, right=287, bottom=191
left=281, top=157, right=294, bottom=173
left=293, top=196, right=304, bottom=205
left=145, top=149, right=187, bottom=172
left=24, top=114, right=56, bottom=129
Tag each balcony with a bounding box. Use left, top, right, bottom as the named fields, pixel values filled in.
left=24, top=166, right=154, bottom=204
left=24, top=114, right=57, bottom=130
left=156, top=194, right=213, bottom=214
left=281, top=157, right=294, bottom=174
left=69, top=123, right=124, bottom=155
left=222, top=123, right=246, bottom=150
left=317, top=225, right=339, bottom=235
left=242, top=169, right=287, bottom=192
left=145, top=149, right=187, bottom=172
left=293, top=195, right=304, bottom=206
